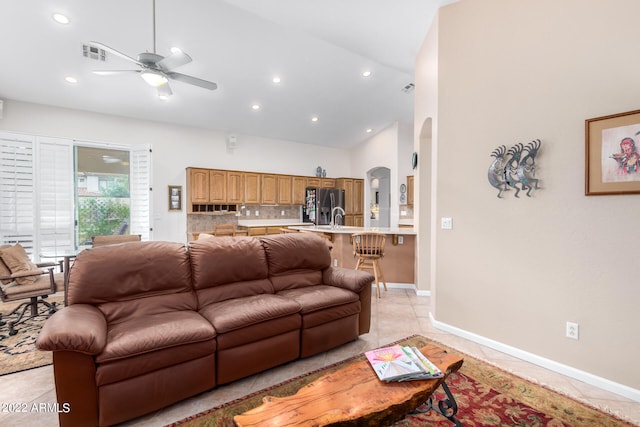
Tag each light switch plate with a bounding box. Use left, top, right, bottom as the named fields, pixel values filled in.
left=441, top=217, right=453, bottom=229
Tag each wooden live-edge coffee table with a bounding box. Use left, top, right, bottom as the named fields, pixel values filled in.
left=233, top=343, right=464, bottom=427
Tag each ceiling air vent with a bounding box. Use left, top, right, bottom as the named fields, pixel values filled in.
left=83, top=44, right=106, bottom=61
left=401, top=83, right=415, bottom=93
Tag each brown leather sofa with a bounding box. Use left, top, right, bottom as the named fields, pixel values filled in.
left=36, top=233, right=373, bottom=427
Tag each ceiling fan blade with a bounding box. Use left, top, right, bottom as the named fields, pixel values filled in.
left=89, top=41, right=144, bottom=67
left=93, top=70, right=140, bottom=75
left=166, top=72, right=217, bottom=90
left=158, top=83, right=173, bottom=97
left=156, top=51, right=192, bottom=71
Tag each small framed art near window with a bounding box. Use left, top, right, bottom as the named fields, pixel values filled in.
left=585, top=109, right=640, bottom=195
left=168, top=185, right=182, bottom=211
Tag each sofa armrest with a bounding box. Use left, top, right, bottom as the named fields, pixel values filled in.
left=323, top=267, right=373, bottom=335
left=36, top=304, right=107, bottom=355
left=322, top=267, right=375, bottom=293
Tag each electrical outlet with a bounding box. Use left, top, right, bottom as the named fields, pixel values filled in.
left=255, top=210, right=259, bottom=216
left=566, top=322, right=579, bottom=340
left=245, top=210, right=251, bottom=216
left=333, top=259, right=338, bottom=267
left=281, top=210, right=285, bottom=216
left=398, top=236, right=404, bottom=244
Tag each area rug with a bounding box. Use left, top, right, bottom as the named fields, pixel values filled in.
left=169, top=335, right=635, bottom=427
left=0, top=295, right=63, bottom=376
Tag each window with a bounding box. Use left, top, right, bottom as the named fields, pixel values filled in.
left=0, top=131, right=151, bottom=260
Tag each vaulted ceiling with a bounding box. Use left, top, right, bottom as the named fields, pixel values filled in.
left=0, top=0, right=446, bottom=148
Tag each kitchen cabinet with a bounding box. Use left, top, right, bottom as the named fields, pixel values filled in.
left=277, top=175, right=293, bottom=205
left=306, top=177, right=321, bottom=188
left=188, top=168, right=209, bottom=204
left=407, top=176, right=414, bottom=206
left=353, top=179, right=364, bottom=214
left=292, top=176, right=306, bottom=205
left=227, top=171, right=244, bottom=204
left=337, top=178, right=364, bottom=227
left=336, top=178, right=354, bottom=212
left=244, top=173, right=261, bottom=204
left=209, top=170, right=227, bottom=203
left=261, top=174, right=278, bottom=204
left=321, top=178, right=336, bottom=188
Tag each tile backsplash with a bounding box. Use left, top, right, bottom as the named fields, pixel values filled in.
left=187, top=205, right=302, bottom=233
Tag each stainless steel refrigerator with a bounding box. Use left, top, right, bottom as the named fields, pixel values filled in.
left=302, top=188, right=345, bottom=225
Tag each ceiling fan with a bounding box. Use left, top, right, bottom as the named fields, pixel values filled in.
left=90, top=0, right=217, bottom=98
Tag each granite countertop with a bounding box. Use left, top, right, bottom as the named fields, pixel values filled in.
left=288, top=225, right=417, bottom=235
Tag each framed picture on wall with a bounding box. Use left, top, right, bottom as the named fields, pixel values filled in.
left=585, top=109, right=640, bottom=195
left=168, top=185, right=182, bottom=211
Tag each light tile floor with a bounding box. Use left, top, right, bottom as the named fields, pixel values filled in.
left=1, top=289, right=638, bottom=426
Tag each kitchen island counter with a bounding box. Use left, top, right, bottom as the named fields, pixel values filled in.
left=288, top=225, right=416, bottom=235
left=289, top=225, right=416, bottom=286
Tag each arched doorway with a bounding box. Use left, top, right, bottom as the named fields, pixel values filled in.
left=366, top=167, right=390, bottom=227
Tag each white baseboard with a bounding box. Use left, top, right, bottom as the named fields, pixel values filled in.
left=430, top=314, right=640, bottom=403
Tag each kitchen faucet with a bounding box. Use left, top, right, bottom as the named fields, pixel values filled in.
left=330, top=206, right=345, bottom=229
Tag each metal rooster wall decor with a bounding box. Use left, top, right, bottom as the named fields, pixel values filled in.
left=488, top=139, right=542, bottom=198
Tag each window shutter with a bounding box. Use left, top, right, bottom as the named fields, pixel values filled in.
left=36, top=137, right=75, bottom=259
left=130, top=144, right=152, bottom=241
left=0, top=132, right=35, bottom=255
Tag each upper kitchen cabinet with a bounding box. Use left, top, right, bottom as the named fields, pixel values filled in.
left=321, top=178, right=336, bottom=188
left=227, top=171, right=244, bottom=204
left=292, top=176, right=306, bottom=205
left=277, top=175, right=293, bottom=205
left=336, top=178, right=364, bottom=226
left=353, top=179, right=364, bottom=214
left=406, top=176, right=414, bottom=206
left=261, top=174, right=278, bottom=204
left=209, top=170, right=227, bottom=203
left=188, top=168, right=209, bottom=203
left=244, top=173, right=261, bottom=204
left=306, top=177, right=321, bottom=188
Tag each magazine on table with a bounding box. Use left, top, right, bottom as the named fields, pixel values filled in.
left=365, top=345, right=444, bottom=382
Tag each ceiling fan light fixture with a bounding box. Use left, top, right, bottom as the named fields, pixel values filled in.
left=140, top=70, right=168, bottom=87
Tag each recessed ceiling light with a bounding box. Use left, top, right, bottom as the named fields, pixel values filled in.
left=64, top=76, right=77, bottom=84
left=252, top=104, right=261, bottom=111
left=52, top=13, right=69, bottom=25
left=158, top=94, right=170, bottom=101
left=311, top=116, right=319, bottom=122
left=366, top=128, right=373, bottom=133
left=170, top=47, right=182, bottom=54
left=272, top=76, right=281, bottom=84
left=362, top=70, right=372, bottom=78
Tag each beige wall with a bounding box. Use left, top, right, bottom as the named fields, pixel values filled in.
left=417, top=0, right=640, bottom=393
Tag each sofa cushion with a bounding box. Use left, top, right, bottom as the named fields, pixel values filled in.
left=95, top=310, right=215, bottom=364
left=260, top=233, right=331, bottom=276
left=189, top=237, right=273, bottom=304
left=276, top=285, right=359, bottom=314
left=269, top=270, right=323, bottom=292
left=0, top=243, right=40, bottom=285
left=0, top=244, right=12, bottom=285
left=199, top=294, right=300, bottom=334
left=68, top=241, right=193, bottom=306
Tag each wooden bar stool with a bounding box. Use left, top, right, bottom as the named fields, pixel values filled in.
left=214, top=224, right=236, bottom=236
left=352, top=232, right=387, bottom=298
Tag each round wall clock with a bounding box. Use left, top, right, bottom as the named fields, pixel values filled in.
left=412, top=152, right=418, bottom=169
